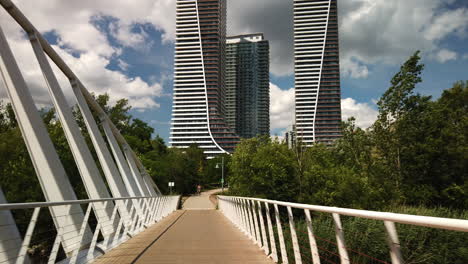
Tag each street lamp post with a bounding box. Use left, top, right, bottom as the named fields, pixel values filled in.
left=215, top=157, right=225, bottom=192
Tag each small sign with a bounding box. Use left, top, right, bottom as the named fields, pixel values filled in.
left=168, top=182, right=175, bottom=187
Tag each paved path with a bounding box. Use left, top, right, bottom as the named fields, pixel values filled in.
left=182, top=189, right=221, bottom=210
left=94, top=190, right=273, bottom=264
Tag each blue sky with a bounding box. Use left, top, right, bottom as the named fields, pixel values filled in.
left=1, top=0, right=467, bottom=143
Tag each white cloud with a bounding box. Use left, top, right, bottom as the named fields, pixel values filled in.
left=270, top=83, right=294, bottom=130
left=0, top=0, right=170, bottom=111
left=341, top=57, right=369, bottom=79
left=340, top=0, right=468, bottom=70
left=228, top=0, right=468, bottom=78
left=341, top=98, right=378, bottom=129
left=269, top=83, right=379, bottom=131
left=463, top=54, right=468, bottom=60
left=434, top=49, right=458, bottom=63
left=109, top=21, right=152, bottom=50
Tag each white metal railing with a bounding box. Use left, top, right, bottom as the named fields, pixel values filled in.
left=218, top=196, right=468, bottom=264
left=0, top=195, right=180, bottom=264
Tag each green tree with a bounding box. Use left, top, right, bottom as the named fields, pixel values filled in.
left=229, top=136, right=298, bottom=201
left=373, top=51, right=425, bottom=197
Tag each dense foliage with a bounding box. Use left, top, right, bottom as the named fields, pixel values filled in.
left=226, top=52, right=467, bottom=263
left=0, top=94, right=225, bottom=203
left=228, top=52, right=467, bottom=210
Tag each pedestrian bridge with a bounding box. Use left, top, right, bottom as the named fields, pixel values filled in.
left=0, top=1, right=467, bottom=263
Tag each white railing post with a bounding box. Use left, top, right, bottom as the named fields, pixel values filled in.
left=16, top=207, right=40, bottom=264
left=251, top=200, right=262, bottom=246
left=238, top=198, right=248, bottom=234
left=257, top=201, right=269, bottom=254
left=265, top=202, right=278, bottom=262
left=287, top=206, right=302, bottom=264
left=246, top=200, right=256, bottom=241
left=384, top=221, right=404, bottom=264
left=332, top=213, right=350, bottom=264
left=240, top=199, right=251, bottom=238
left=304, top=209, right=321, bottom=264
left=274, top=204, right=288, bottom=264
left=70, top=203, right=93, bottom=264
left=47, top=227, right=63, bottom=264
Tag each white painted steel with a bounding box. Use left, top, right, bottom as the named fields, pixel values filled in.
left=0, top=196, right=180, bottom=264
left=29, top=32, right=116, bottom=237
left=332, top=213, right=350, bottom=264
left=0, top=24, right=90, bottom=256
left=0, top=188, right=27, bottom=264
left=274, top=204, right=288, bottom=264
left=0, top=0, right=161, bottom=198
left=384, top=221, right=404, bottom=264
left=287, top=206, right=302, bottom=264
left=15, top=207, right=40, bottom=264
left=219, top=196, right=468, bottom=264
left=264, top=202, right=278, bottom=262
left=257, top=201, right=269, bottom=254
left=123, top=145, right=150, bottom=197
left=304, top=209, right=320, bottom=264
left=251, top=200, right=262, bottom=246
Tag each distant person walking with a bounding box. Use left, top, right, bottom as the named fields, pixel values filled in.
left=196, top=184, right=201, bottom=196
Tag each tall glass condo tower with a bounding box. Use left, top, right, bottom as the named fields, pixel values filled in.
left=294, top=0, right=342, bottom=145
left=170, top=0, right=239, bottom=156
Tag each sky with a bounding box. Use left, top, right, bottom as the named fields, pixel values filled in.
left=0, top=0, right=467, bottom=143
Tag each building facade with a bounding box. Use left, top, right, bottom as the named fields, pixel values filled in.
left=170, top=0, right=239, bottom=156
left=293, top=0, right=342, bottom=145
left=226, top=34, right=270, bottom=138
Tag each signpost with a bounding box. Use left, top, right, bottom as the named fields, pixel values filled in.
left=168, top=181, right=174, bottom=195
left=215, top=157, right=225, bottom=192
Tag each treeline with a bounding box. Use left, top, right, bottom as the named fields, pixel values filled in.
left=228, top=52, right=467, bottom=210
left=0, top=94, right=224, bottom=204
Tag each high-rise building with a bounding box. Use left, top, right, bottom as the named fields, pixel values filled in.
left=293, top=0, right=342, bottom=145
left=226, top=33, right=270, bottom=138
left=170, top=0, right=239, bottom=156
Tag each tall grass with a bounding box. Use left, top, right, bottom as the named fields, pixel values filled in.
left=271, top=205, right=468, bottom=264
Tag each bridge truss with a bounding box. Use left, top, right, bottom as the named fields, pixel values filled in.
left=0, top=0, right=179, bottom=263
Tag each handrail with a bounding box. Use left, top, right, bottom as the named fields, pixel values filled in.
left=218, top=195, right=468, bottom=264
left=0, top=196, right=179, bottom=211
left=219, top=196, right=468, bottom=232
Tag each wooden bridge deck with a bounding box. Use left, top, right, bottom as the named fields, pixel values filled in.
left=94, top=190, right=273, bottom=264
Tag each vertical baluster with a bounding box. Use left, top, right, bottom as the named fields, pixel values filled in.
left=257, top=201, right=269, bottom=254
left=274, top=204, right=288, bottom=264
left=47, top=227, right=63, bottom=264
left=152, top=197, right=162, bottom=222
left=246, top=200, right=256, bottom=241
left=304, top=209, right=320, bottom=264
left=287, top=206, right=302, bottom=264
left=120, top=199, right=131, bottom=241
left=332, top=213, right=350, bottom=264
left=265, top=203, right=278, bottom=262
left=238, top=198, right=247, bottom=234
left=240, top=199, right=251, bottom=237
left=103, top=202, right=120, bottom=249
left=251, top=200, right=262, bottom=247
left=16, top=207, right=41, bottom=264
left=384, top=221, right=404, bottom=264
left=87, top=202, right=105, bottom=261
left=237, top=199, right=245, bottom=230
left=70, top=204, right=93, bottom=264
